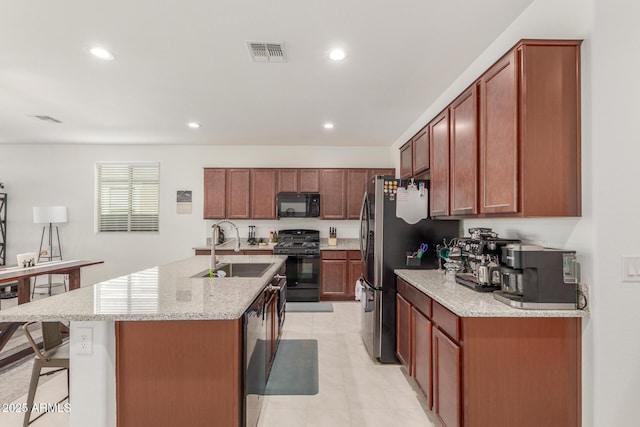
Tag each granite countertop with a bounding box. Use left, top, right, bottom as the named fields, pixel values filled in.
left=319, top=238, right=359, bottom=250
left=394, top=269, right=588, bottom=318
left=0, top=255, right=286, bottom=322
left=194, top=237, right=360, bottom=251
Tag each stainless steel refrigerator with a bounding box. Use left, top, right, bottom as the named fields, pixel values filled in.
left=359, top=176, right=460, bottom=363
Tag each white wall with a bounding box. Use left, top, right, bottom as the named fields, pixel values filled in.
left=0, top=144, right=392, bottom=284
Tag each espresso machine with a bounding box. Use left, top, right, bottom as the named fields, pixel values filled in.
left=454, top=228, right=519, bottom=292
left=493, top=244, right=578, bottom=309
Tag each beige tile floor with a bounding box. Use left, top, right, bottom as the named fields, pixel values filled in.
left=257, top=302, right=437, bottom=427
left=0, top=300, right=436, bottom=427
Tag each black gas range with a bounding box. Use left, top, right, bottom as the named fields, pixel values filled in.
left=273, top=230, right=320, bottom=302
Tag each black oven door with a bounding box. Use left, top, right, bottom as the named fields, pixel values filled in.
left=285, top=255, right=320, bottom=302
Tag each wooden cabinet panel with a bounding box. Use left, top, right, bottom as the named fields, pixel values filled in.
left=265, top=293, right=277, bottom=377
left=399, top=141, right=413, bottom=179
left=320, top=169, right=346, bottom=219
left=412, top=307, right=432, bottom=409
left=397, top=277, right=432, bottom=320
left=450, top=86, right=479, bottom=216
left=251, top=169, right=277, bottom=219
left=433, top=301, right=460, bottom=342
left=226, top=169, right=251, bottom=219
left=277, top=169, right=298, bottom=193
left=396, top=294, right=412, bottom=371
left=203, top=169, right=226, bottom=219
left=298, top=169, right=320, bottom=192
left=320, top=259, right=347, bottom=297
left=347, top=251, right=362, bottom=299
left=412, top=127, right=430, bottom=174
left=433, top=326, right=461, bottom=427
left=479, top=51, right=518, bottom=214
left=429, top=111, right=451, bottom=217
left=347, top=169, right=369, bottom=219
left=244, top=250, right=273, bottom=255
left=116, top=320, right=242, bottom=427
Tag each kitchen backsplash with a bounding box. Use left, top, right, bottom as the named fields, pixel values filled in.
left=203, top=219, right=360, bottom=241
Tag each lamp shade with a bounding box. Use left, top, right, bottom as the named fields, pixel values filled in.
left=33, top=206, right=68, bottom=224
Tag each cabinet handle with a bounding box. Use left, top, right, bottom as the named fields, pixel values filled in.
left=274, top=274, right=287, bottom=280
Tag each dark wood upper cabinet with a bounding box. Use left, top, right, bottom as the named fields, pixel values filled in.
left=298, top=169, right=321, bottom=193
left=412, top=127, right=430, bottom=175
left=346, top=169, right=369, bottom=219
left=399, top=141, right=413, bottom=179
left=320, top=169, right=346, bottom=219
left=478, top=39, right=581, bottom=217
left=203, top=168, right=226, bottom=219
left=226, top=169, right=251, bottom=219
left=479, top=51, right=519, bottom=215
left=277, top=169, right=298, bottom=193
left=450, top=86, right=479, bottom=216
left=251, top=169, right=277, bottom=219
left=429, top=111, right=450, bottom=217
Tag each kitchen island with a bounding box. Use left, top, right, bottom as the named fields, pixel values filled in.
left=0, top=254, right=287, bottom=427
left=394, top=269, right=587, bottom=427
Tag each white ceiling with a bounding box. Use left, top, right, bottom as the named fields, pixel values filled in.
left=0, top=0, right=534, bottom=146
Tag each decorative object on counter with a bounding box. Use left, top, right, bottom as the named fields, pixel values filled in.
left=16, top=253, right=37, bottom=268
left=328, top=227, right=337, bottom=246
left=247, top=225, right=257, bottom=245
left=269, top=230, right=278, bottom=243
left=32, top=206, right=68, bottom=296
left=406, top=243, right=428, bottom=266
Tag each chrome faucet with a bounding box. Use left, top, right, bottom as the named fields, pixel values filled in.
left=210, top=220, right=241, bottom=273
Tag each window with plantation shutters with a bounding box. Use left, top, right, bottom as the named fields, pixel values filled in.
left=96, top=163, right=160, bottom=232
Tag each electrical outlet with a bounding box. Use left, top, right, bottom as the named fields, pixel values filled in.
left=77, top=327, right=93, bottom=355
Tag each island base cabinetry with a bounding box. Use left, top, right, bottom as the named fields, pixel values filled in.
left=116, top=320, right=242, bottom=427
left=397, top=277, right=581, bottom=427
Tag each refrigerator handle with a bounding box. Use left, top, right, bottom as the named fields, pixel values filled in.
left=359, top=192, right=368, bottom=262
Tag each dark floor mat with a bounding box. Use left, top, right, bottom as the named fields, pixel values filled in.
left=285, top=302, right=333, bottom=312
left=265, top=339, right=318, bottom=395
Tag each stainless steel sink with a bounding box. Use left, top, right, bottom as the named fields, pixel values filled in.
left=192, top=263, right=274, bottom=278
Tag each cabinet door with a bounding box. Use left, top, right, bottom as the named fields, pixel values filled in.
left=226, top=169, right=251, bottom=219
left=277, top=169, right=298, bottom=193
left=433, top=327, right=461, bottom=427
left=479, top=51, right=518, bottom=214
left=412, top=307, right=432, bottom=409
left=412, top=127, right=430, bottom=175
left=346, top=169, right=369, bottom=219
left=320, top=259, right=347, bottom=297
left=347, top=252, right=362, bottom=299
left=429, top=111, right=451, bottom=217
left=251, top=169, right=277, bottom=219
left=450, top=86, right=479, bottom=216
left=399, top=141, right=413, bottom=179
left=265, top=293, right=276, bottom=376
left=203, top=169, right=226, bottom=219
left=298, top=169, right=320, bottom=193
left=396, top=294, right=411, bottom=371
left=320, top=169, right=346, bottom=219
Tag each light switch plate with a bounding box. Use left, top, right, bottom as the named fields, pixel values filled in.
left=622, top=256, right=640, bottom=282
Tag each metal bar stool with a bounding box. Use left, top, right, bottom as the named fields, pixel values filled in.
left=22, top=321, right=69, bottom=427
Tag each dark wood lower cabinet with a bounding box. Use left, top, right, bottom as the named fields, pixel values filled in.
left=396, top=294, right=411, bottom=370
left=433, top=326, right=461, bottom=427
left=321, top=250, right=361, bottom=301
left=396, top=277, right=582, bottom=427
left=412, top=307, right=432, bottom=409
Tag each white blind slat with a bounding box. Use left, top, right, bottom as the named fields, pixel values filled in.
left=96, top=163, right=160, bottom=232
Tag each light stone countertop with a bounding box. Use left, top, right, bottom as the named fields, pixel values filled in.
left=0, top=255, right=286, bottom=322
left=394, top=269, right=589, bottom=318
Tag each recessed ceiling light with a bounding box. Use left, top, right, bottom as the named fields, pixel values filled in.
left=90, top=47, right=115, bottom=61
left=188, top=122, right=200, bottom=129
left=323, top=123, right=334, bottom=129
left=329, top=49, right=346, bottom=61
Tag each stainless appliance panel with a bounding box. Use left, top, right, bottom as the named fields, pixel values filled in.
left=244, top=292, right=266, bottom=427
left=360, top=279, right=381, bottom=359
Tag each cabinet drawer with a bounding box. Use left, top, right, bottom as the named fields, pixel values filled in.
left=321, top=250, right=347, bottom=260
left=432, top=301, right=460, bottom=342
left=347, top=250, right=361, bottom=260
left=397, top=278, right=432, bottom=318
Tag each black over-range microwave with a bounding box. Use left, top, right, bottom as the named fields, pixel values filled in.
left=277, top=193, right=320, bottom=218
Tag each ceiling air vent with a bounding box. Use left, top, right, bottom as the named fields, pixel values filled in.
left=246, top=41, right=286, bottom=63
left=31, top=115, right=62, bottom=124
